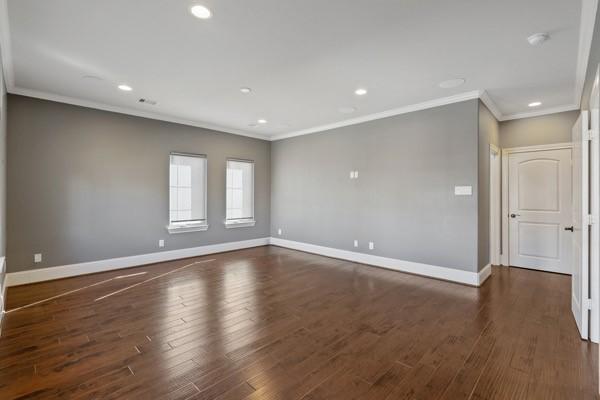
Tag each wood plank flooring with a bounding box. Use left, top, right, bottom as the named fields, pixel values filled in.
left=0, top=245, right=597, bottom=399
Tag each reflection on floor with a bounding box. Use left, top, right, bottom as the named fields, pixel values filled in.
left=0, top=245, right=597, bottom=399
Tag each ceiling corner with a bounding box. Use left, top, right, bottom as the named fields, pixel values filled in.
left=574, top=0, right=599, bottom=107
left=478, top=90, right=504, bottom=121
left=0, top=0, right=14, bottom=90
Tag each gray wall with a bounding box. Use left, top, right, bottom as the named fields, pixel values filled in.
left=7, top=95, right=271, bottom=273
left=498, top=111, right=579, bottom=148
left=271, top=100, right=480, bottom=272
left=581, top=4, right=600, bottom=110
left=477, top=101, right=499, bottom=270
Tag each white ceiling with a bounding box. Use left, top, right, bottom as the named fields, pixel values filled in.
left=0, top=0, right=595, bottom=140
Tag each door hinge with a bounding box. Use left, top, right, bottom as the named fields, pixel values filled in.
left=586, top=214, right=598, bottom=225
left=585, top=129, right=599, bottom=141
left=585, top=298, right=593, bottom=310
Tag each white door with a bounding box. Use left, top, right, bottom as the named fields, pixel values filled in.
left=572, top=111, right=590, bottom=340
left=508, top=148, right=572, bottom=274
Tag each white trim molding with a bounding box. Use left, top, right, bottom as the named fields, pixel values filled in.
left=269, top=237, right=492, bottom=287
left=271, top=90, right=483, bottom=141
left=5, top=238, right=270, bottom=287
left=479, top=91, right=503, bottom=121
left=9, top=87, right=270, bottom=141
left=0, top=256, right=6, bottom=333
left=166, top=223, right=209, bottom=234
left=501, top=104, right=581, bottom=122
left=0, top=1, right=596, bottom=142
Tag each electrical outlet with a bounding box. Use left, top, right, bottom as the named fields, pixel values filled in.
left=369, top=242, right=374, bottom=250
left=158, top=239, right=165, bottom=248
left=34, top=253, right=42, bottom=263
left=278, top=228, right=282, bottom=235
left=354, top=240, right=359, bottom=247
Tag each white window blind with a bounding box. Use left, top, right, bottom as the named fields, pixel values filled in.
left=169, top=153, right=207, bottom=227
left=226, top=160, right=254, bottom=221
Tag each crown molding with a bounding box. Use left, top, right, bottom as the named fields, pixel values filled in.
left=478, top=90, right=503, bottom=121
left=575, top=0, right=599, bottom=107
left=0, top=0, right=593, bottom=141
left=499, top=103, right=580, bottom=121
left=271, top=90, right=483, bottom=141
left=9, top=87, right=270, bottom=141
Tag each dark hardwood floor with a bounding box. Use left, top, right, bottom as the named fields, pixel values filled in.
left=0, top=245, right=597, bottom=399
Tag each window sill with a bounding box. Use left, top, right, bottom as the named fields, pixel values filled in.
left=225, top=220, right=256, bottom=229
left=166, top=223, right=209, bottom=234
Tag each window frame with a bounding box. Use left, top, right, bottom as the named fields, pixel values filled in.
left=167, top=152, right=209, bottom=234
left=225, top=158, right=256, bottom=228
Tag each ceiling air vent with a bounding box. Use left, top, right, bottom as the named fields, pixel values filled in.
left=138, top=98, right=157, bottom=105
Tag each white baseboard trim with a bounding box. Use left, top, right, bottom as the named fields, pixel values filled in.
left=269, top=237, right=491, bottom=287
left=478, top=264, right=492, bottom=286
left=0, top=257, right=6, bottom=334
left=5, top=238, right=270, bottom=287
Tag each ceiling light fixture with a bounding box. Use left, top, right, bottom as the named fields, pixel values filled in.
left=257, top=119, right=267, bottom=124
left=439, top=78, right=466, bottom=89
left=240, top=87, right=252, bottom=94
left=118, top=84, right=132, bottom=92
left=528, top=101, right=542, bottom=107
left=527, top=33, right=549, bottom=46
left=190, top=5, right=212, bottom=19
left=354, top=88, right=368, bottom=96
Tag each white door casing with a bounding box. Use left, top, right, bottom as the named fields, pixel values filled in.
left=589, top=65, right=600, bottom=344
left=572, top=111, right=590, bottom=340
left=508, top=148, right=572, bottom=274
left=490, top=145, right=501, bottom=266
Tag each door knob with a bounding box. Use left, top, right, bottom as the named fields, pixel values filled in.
left=564, top=226, right=574, bottom=232
left=510, top=213, right=520, bottom=218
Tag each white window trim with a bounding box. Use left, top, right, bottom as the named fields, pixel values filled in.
left=168, top=152, right=208, bottom=234
left=225, top=219, right=256, bottom=229
left=225, top=158, right=255, bottom=226
left=167, top=222, right=209, bottom=234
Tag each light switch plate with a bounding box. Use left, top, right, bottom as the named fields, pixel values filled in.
left=354, top=240, right=359, bottom=247
left=454, top=186, right=473, bottom=196
left=369, top=242, right=374, bottom=250
left=34, top=253, right=42, bottom=263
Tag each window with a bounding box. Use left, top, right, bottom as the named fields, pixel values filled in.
left=226, top=159, right=255, bottom=228
left=168, top=153, right=208, bottom=233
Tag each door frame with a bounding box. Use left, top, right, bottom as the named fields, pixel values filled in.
left=500, top=142, right=573, bottom=267
left=490, top=144, right=501, bottom=266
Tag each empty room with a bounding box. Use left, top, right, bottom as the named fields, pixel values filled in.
left=0, top=0, right=600, bottom=399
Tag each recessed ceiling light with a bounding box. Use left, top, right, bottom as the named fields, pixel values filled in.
left=338, top=106, right=357, bottom=114
left=527, top=33, right=549, bottom=46
left=528, top=101, right=542, bottom=107
left=354, top=88, right=368, bottom=96
left=240, top=87, right=252, bottom=94
left=257, top=119, right=267, bottom=124
left=118, top=84, right=132, bottom=92
left=190, top=5, right=212, bottom=19
left=439, top=78, right=465, bottom=89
